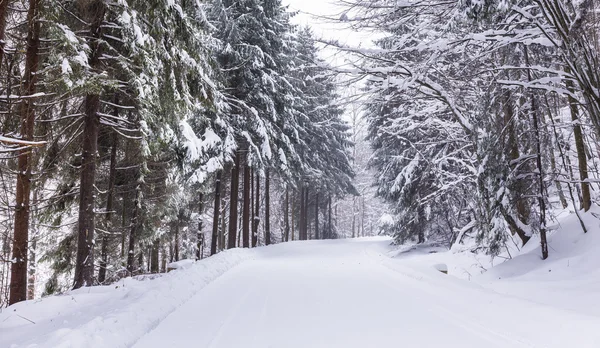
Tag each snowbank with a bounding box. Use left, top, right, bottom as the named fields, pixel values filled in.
left=478, top=206, right=600, bottom=316
left=383, top=206, right=600, bottom=317
left=0, top=248, right=255, bottom=348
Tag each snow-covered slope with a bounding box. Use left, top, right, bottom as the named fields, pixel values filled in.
left=0, top=249, right=254, bottom=348
left=391, top=206, right=600, bottom=318
left=2, top=221, right=600, bottom=348
left=478, top=206, right=600, bottom=317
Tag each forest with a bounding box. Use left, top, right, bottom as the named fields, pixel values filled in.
left=353, top=0, right=600, bottom=257
left=0, top=0, right=365, bottom=306
left=1, top=0, right=599, bottom=311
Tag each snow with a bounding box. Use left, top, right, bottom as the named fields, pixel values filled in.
left=57, top=24, right=78, bottom=44
left=60, top=58, right=72, bottom=75
left=0, top=249, right=253, bottom=348
left=378, top=213, right=394, bottom=226
left=3, top=211, right=600, bottom=347
left=73, top=50, right=89, bottom=68
left=166, top=259, right=195, bottom=270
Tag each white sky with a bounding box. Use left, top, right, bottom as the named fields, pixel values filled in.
left=282, top=0, right=375, bottom=63
left=282, top=0, right=375, bottom=120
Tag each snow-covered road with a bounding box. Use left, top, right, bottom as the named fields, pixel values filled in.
left=130, top=238, right=599, bottom=348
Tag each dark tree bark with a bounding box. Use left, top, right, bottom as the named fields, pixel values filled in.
left=328, top=195, right=332, bottom=239
left=314, top=192, right=319, bottom=240
left=150, top=239, right=159, bottom=273
left=121, top=190, right=128, bottom=258
left=242, top=161, right=251, bottom=248
left=361, top=197, right=366, bottom=237
left=196, top=193, right=204, bottom=260
left=534, top=98, right=548, bottom=259
left=220, top=196, right=226, bottom=250
left=98, top=126, right=118, bottom=284
left=252, top=171, right=260, bottom=247
left=137, top=245, right=143, bottom=272
left=174, top=222, right=179, bottom=261
left=26, top=235, right=36, bottom=300
left=566, top=69, right=591, bottom=212
left=352, top=198, right=356, bottom=238
left=160, top=242, right=167, bottom=273
left=525, top=46, right=548, bottom=259
left=284, top=187, right=289, bottom=242
left=299, top=187, right=305, bottom=240
left=237, top=207, right=241, bottom=247
left=502, top=88, right=531, bottom=229
left=303, top=186, right=309, bottom=240
left=264, top=170, right=271, bottom=245
left=0, top=0, right=10, bottom=69
left=147, top=247, right=151, bottom=273
left=227, top=152, right=241, bottom=249
left=291, top=191, right=295, bottom=241
left=211, top=171, right=221, bottom=255
left=9, top=0, right=41, bottom=304
left=126, top=188, right=141, bottom=274
left=73, top=0, right=106, bottom=289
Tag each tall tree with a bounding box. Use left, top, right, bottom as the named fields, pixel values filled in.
left=73, top=0, right=106, bottom=289
left=211, top=171, right=221, bottom=255
left=9, top=0, right=42, bottom=304
left=252, top=171, right=260, bottom=247
left=242, top=162, right=250, bottom=248
left=227, top=152, right=241, bottom=249
left=264, top=170, right=271, bottom=245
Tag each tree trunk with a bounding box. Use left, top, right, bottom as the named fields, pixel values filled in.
left=566, top=69, right=591, bottom=212
left=265, top=170, right=271, bottom=245
left=227, top=151, right=241, bottom=249
left=284, top=187, right=289, bottom=242
left=547, top=94, right=589, bottom=234
left=26, top=237, right=36, bottom=300
left=549, top=139, right=569, bottom=209
left=525, top=47, right=548, bottom=259
left=299, top=187, right=305, bottom=240
left=27, top=189, right=38, bottom=301
left=73, top=0, right=106, bottom=289
left=242, top=162, right=251, bottom=248
left=315, top=192, right=319, bottom=240
left=361, top=196, right=366, bottom=237
left=160, top=241, right=167, bottom=273
left=211, top=171, right=221, bottom=255
left=138, top=245, right=143, bottom=273
left=534, top=98, right=548, bottom=259
left=327, top=195, right=332, bottom=239
left=503, top=90, right=531, bottom=226
left=299, top=187, right=304, bottom=240
left=220, top=197, right=226, bottom=251
left=303, top=186, right=309, bottom=240
left=121, top=190, right=128, bottom=258
left=126, top=188, right=141, bottom=274
left=98, top=129, right=117, bottom=284
left=147, top=247, right=151, bottom=273
left=237, top=210, right=241, bottom=247
left=150, top=239, right=159, bottom=273
left=351, top=197, right=356, bottom=238
left=0, top=0, right=11, bottom=69
left=174, top=222, right=179, bottom=261
left=252, top=171, right=260, bottom=247
left=9, top=0, right=41, bottom=304
left=196, top=193, right=204, bottom=260
left=291, top=192, right=295, bottom=241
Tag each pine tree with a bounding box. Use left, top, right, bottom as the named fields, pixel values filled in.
left=9, top=0, right=42, bottom=305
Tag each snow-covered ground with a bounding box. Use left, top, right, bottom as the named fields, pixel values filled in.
left=2, top=210, right=600, bottom=347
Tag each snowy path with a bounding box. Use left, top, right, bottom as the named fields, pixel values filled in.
left=131, top=238, right=600, bottom=348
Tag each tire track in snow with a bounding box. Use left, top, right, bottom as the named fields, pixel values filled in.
left=360, top=248, right=537, bottom=347
left=205, top=265, right=262, bottom=348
